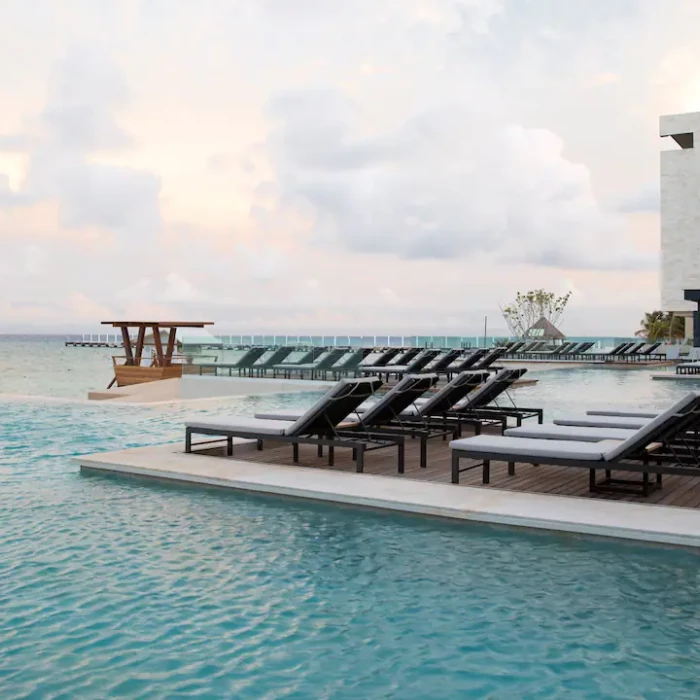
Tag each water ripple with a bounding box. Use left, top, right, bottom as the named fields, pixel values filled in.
left=3, top=400, right=700, bottom=698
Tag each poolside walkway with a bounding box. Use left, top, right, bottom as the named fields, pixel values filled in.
left=77, top=436, right=700, bottom=549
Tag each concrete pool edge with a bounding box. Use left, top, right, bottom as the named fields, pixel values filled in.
left=74, top=444, right=700, bottom=549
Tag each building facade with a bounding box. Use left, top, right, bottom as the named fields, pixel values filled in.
left=660, top=112, right=700, bottom=339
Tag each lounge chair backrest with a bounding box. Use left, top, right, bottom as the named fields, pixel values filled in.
left=417, top=371, right=490, bottom=416
left=451, top=348, right=489, bottom=371
left=608, top=342, right=626, bottom=355
left=604, top=392, right=700, bottom=461
left=626, top=342, right=646, bottom=355
left=577, top=341, right=594, bottom=354
left=472, top=346, right=508, bottom=370
left=508, top=342, right=524, bottom=354
left=312, top=348, right=348, bottom=369
left=288, top=377, right=383, bottom=436
left=360, top=374, right=438, bottom=425
left=617, top=342, right=635, bottom=355
left=235, top=347, right=266, bottom=366
left=404, top=349, right=441, bottom=373
left=641, top=342, right=662, bottom=355
left=391, top=348, right=421, bottom=366
left=336, top=348, right=372, bottom=368
left=255, top=347, right=294, bottom=367
left=427, top=349, right=463, bottom=372
left=369, top=348, right=402, bottom=367
left=456, top=368, right=528, bottom=410
left=295, top=347, right=324, bottom=364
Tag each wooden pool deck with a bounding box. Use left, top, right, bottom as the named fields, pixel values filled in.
left=189, top=434, right=700, bottom=510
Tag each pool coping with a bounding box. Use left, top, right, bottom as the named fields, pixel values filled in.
left=75, top=443, right=700, bottom=549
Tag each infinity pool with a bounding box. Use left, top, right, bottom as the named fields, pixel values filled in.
left=3, top=397, right=700, bottom=698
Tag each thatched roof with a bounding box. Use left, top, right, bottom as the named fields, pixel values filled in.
left=526, top=316, right=566, bottom=340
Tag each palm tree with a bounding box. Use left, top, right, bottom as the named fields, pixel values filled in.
left=636, top=311, right=685, bottom=342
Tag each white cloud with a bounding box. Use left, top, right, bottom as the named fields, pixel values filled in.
left=268, top=90, right=649, bottom=270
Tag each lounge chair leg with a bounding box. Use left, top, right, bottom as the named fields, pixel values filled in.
left=317, top=445, right=323, bottom=457
left=605, top=469, right=611, bottom=480
left=643, top=472, right=650, bottom=496
left=352, top=448, right=357, bottom=460
left=356, top=446, right=364, bottom=473
left=656, top=473, right=663, bottom=487
left=420, top=437, right=427, bottom=468
left=589, top=469, right=596, bottom=491
left=227, top=437, right=233, bottom=456
left=257, top=439, right=263, bottom=451
left=451, top=452, right=460, bottom=484
left=328, top=446, right=334, bottom=466
left=293, top=443, right=299, bottom=462
left=398, top=441, right=405, bottom=473
left=483, top=459, right=490, bottom=484
left=508, top=461, right=515, bottom=476
left=185, top=429, right=192, bottom=453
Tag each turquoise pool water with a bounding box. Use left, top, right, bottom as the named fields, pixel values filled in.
left=3, top=397, right=700, bottom=698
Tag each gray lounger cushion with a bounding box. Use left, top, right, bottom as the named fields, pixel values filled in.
left=449, top=435, right=619, bottom=461
left=185, top=416, right=295, bottom=436
left=553, top=415, right=650, bottom=429
left=586, top=408, right=660, bottom=418
left=504, top=424, right=636, bottom=442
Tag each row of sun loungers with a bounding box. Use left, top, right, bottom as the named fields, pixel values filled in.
left=185, top=367, right=540, bottom=473
left=209, top=346, right=512, bottom=381
left=450, top=392, right=700, bottom=496
left=504, top=340, right=663, bottom=362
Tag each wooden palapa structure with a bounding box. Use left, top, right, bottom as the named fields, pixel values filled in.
left=102, top=321, right=214, bottom=387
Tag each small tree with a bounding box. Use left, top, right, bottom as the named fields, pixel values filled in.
left=500, top=289, right=571, bottom=339
left=635, top=311, right=684, bottom=342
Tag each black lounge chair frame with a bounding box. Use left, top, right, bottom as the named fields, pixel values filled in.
left=451, top=403, right=700, bottom=496
left=185, top=378, right=405, bottom=473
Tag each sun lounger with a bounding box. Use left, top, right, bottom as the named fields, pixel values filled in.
left=247, top=347, right=295, bottom=376
left=470, top=346, right=508, bottom=371
left=186, top=376, right=405, bottom=472
left=273, top=348, right=347, bottom=379
left=586, top=408, right=661, bottom=418
left=328, top=349, right=373, bottom=378
left=606, top=342, right=628, bottom=356
left=553, top=415, right=650, bottom=429
left=393, top=347, right=422, bottom=363
left=504, top=424, right=636, bottom=442
left=447, top=367, right=541, bottom=428
left=257, top=373, right=447, bottom=469
left=362, top=349, right=441, bottom=378
left=206, top=346, right=266, bottom=375
left=441, top=349, right=489, bottom=378
left=450, top=392, right=700, bottom=495
left=421, top=349, right=463, bottom=373
left=357, top=347, right=402, bottom=370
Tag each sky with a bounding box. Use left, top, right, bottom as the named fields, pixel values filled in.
left=1, top=0, right=699, bottom=337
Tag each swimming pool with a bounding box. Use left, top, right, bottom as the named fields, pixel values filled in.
left=3, top=397, right=700, bottom=698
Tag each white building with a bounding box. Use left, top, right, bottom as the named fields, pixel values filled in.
left=660, top=112, right=700, bottom=339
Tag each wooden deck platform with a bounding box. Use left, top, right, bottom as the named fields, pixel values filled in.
left=191, top=431, right=700, bottom=509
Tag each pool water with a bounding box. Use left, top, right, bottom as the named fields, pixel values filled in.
left=3, top=397, right=700, bottom=698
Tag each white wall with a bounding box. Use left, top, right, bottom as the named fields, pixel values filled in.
left=660, top=112, right=700, bottom=313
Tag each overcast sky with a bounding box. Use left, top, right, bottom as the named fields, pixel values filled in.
left=1, top=0, right=698, bottom=336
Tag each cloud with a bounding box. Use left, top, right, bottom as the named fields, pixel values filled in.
left=0, top=48, right=162, bottom=239
left=618, top=182, right=660, bottom=213
left=0, top=174, right=33, bottom=207
left=268, top=89, right=647, bottom=270
left=41, top=48, right=133, bottom=152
